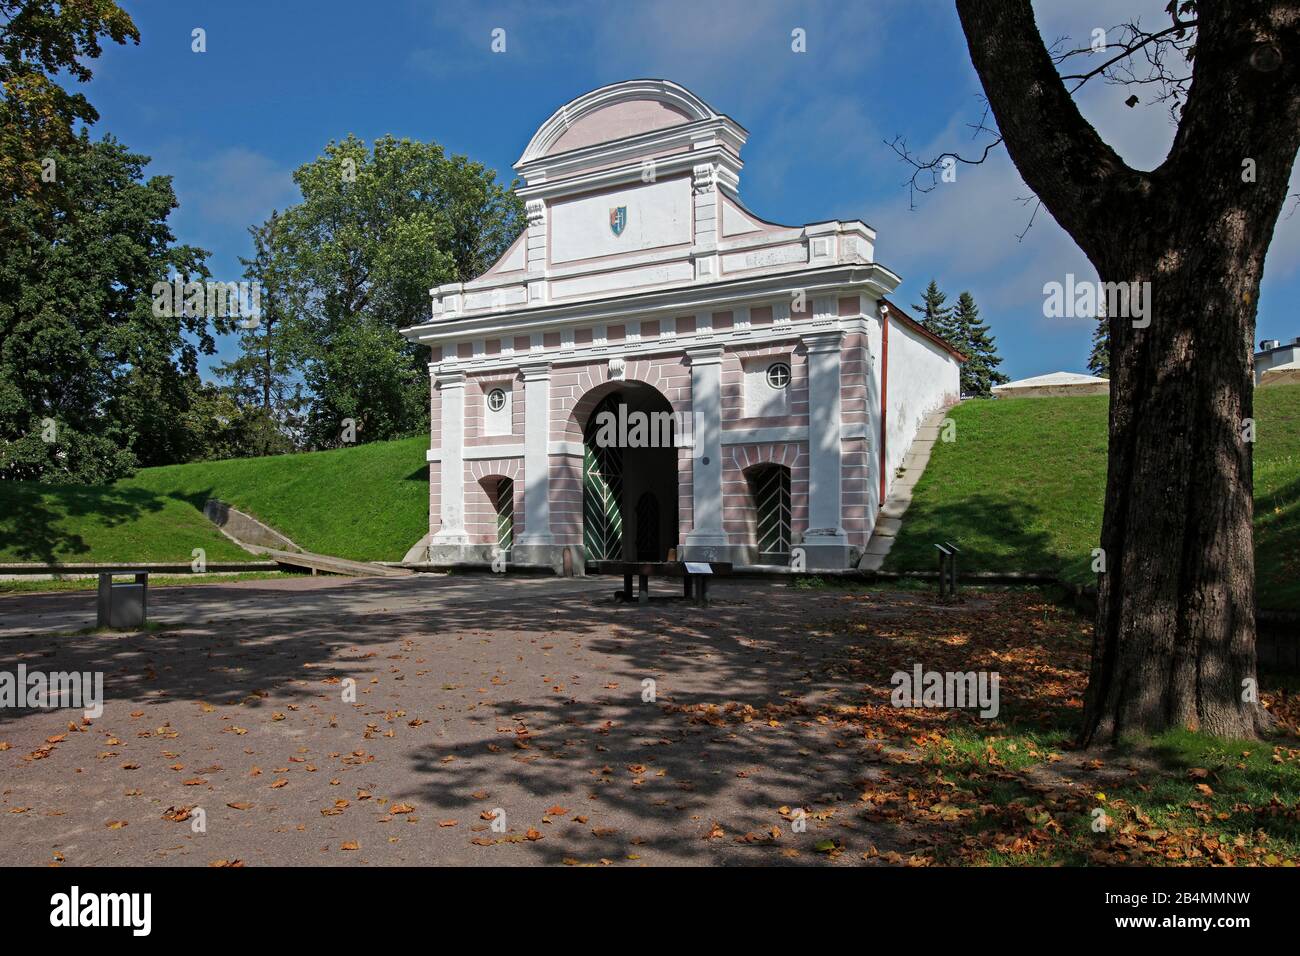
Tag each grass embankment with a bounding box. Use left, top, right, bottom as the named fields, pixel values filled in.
left=0, top=480, right=250, bottom=565
left=885, top=383, right=1300, bottom=610
left=0, top=435, right=429, bottom=564
left=124, top=436, right=429, bottom=562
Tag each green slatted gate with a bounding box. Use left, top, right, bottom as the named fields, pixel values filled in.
left=754, top=465, right=791, bottom=561
left=583, top=396, right=624, bottom=560
left=494, top=477, right=514, bottom=554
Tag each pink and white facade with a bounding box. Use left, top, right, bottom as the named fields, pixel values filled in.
left=401, top=80, right=963, bottom=572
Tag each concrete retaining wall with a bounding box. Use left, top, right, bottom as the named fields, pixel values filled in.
left=203, top=500, right=302, bottom=553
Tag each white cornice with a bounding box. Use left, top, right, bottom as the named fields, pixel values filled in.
left=410, top=298, right=891, bottom=381
left=516, top=143, right=741, bottom=202
left=432, top=217, right=878, bottom=312
left=517, top=120, right=743, bottom=186
left=404, top=264, right=900, bottom=347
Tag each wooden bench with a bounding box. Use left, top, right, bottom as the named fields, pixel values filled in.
left=594, top=561, right=732, bottom=607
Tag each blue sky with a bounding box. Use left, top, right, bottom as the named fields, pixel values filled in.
left=85, top=0, right=1300, bottom=380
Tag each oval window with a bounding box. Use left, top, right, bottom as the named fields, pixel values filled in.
left=487, top=388, right=507, bottom=412
left=766, top=362, right=791, bottom=390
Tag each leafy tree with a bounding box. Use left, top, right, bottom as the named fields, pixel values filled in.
left=303, top=317, right=427, bottom=448
left=1087, top=316, right=1110, bottom=378
left=0, top=0, right=138, bottom=205
left=0, top=2, right=216, bottom=481
left=441, top=154, right=532, bottom=281
left=0, top=135, right=211, bottom=483
left=270, top=134, right=524, bottom=446
left=952, top=291, right=1008, bottom=396
left=177, top=383, right=295, bottom=463
left=939, top=0, right=1299, bottom=740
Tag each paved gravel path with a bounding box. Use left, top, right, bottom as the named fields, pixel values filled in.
left=0, top=573, right=935, bottom=866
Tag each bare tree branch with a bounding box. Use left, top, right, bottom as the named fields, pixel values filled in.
left=888, top=3, right=1200, bottom=239
left=1013, top=196, right=1042, bottom=242
left=1056, top=19, right=1196, bottom=102
left=884, top=130, right=1003, bottom=209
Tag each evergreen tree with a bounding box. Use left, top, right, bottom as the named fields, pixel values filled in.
left=952, top=291, right=1009, bottom=397
left=1087, top=314, right=1110, bottom=378
left=912, top=279, right=957, bottom=343
left=212, top=212, right=304, bottom=457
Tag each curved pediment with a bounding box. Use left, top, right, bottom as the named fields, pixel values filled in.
left=517, top=79, right=721, bottom=165
left=412, top=78, right=880, bottom=332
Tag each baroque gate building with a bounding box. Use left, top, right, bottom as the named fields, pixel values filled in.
left=401, top=79, right=963, bottom=572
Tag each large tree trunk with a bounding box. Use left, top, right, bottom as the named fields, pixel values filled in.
left=1084, top=246, right=1264, bottom=742
left=954, top=0, right=1300, bottom=743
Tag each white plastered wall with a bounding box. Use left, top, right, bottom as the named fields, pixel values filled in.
left=883, top=321, right=960, bottom=498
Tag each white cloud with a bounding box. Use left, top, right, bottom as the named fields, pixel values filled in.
left=861, top=0, right=1300, bottom=370
left=185, top=147, right=297, bottom=229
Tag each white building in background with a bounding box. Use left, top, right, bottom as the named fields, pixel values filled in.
left=1254, top=337, right=1300, bottom=385
left=400, top=79, right=964, bottom=572
left=992, top=371, right=1110, bottom=399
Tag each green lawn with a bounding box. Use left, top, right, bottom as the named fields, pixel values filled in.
left=923, top=723, right=1300, bottom=865
left=885, top=382, right=1300, bottom=610
left=0, top=435, right=430, bottom=565
left=0, top=570, right=293, bottom=594
left=121, top=436, right=430, bottom=562
left=0, top=480, right=251, bottom=564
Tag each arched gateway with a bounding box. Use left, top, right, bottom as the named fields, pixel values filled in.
left=402, top=79, right=965, bottom=573
left=578, top=382, right=680, bottom=561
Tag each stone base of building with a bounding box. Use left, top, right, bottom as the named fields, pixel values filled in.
left=418, top=541, right=861, bottom=573
left=423, top=540, right=583, bottom=575
left=798, top=541, right=861, bottom=570
left=426, top=541, right=492, bottom=566
left=679, top=528, right=740, bottom=566
left=695, top=545, right=861, bottom=569
left=509, top=542, right=584, bottom=575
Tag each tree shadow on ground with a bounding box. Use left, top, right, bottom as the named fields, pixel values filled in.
left=885, top=493, right=1065, bottom=575
left=0, top=481, right=169, bottom=564
left=1255, top=472, right=1300, bottom=612
left=158, top=484, right=225, bottom=514
left=2, top=576, right=1292, bottom=865
left=389, top=581, right=1098, bottom=864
